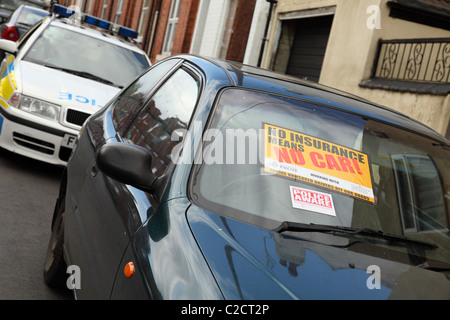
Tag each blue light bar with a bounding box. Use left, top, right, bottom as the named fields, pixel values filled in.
left=97, top=19, right=112, bottom=30
left=118, top=26, right=139, bottom=39
left=52, top=5, right=138, bottom=40
left=83, top=15, right=98, bottom=25
left=83, top=14, right=111, bottom=30
left=52, top=4, right=75, bottom=17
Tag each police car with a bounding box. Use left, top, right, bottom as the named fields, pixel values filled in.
left=0, top=4, right=151, bottom=166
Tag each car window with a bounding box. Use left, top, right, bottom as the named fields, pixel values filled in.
left=16, top=18, right=42, bottom=48
left=190, top=88, right=449, bottom=263
left=17, top=8, right=46, bottom=26
left=112, top=59, right=180, bottom=134
left=22, top=24, right=150, bottom=88
left=122, top=67, right=200, bottom=177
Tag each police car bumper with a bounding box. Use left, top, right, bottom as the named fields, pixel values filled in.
left=0, top=107, right=79, bottom=166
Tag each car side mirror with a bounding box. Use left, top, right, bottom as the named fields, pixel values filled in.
left=96, top=142, right=157, bottom=193
left=0, top=39, right=18, bottom=55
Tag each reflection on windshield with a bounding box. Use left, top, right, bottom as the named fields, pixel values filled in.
left=17, top=8, right=47, bottom=26
left=191, top=88, right=450, bottom=264
left=23, top=25, right=149, bottom=87
left=392, top=154, right=446, bottom=232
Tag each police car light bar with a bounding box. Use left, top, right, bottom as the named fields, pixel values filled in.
left=52, top=4, right=75, bottom=18
left=118, top=27, right=139, bottom=39
left=83, top=15, right=112, bottom=31
left=52, top=4, right=138, bottom=39
left=110, top=23, right=139, bottom=39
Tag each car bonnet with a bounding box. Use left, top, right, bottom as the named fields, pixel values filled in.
left=16, top=60, right=120, bottom=112
left=186, top=205, right=450, bottom=300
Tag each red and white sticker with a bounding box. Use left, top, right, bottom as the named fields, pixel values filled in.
left=289, top=186, right=336, bottom=216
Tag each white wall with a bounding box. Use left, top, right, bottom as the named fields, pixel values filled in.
left=243, top=0, right=271, bottom=66
left=190, top=0, right=230, bottom=58
left=190, top=0, right=272, bottom=65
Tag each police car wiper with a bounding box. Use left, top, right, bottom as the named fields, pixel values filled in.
left=274, top=221, right=438, bottom=250
left=43, top=64, right=123, bottom=88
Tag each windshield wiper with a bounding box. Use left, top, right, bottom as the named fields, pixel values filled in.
left=275, top=221, right=438, bottom=250
left=43, top=64, right=123, bottom=88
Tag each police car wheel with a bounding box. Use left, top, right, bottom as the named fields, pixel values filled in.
left=43, top=196, right=67, bottom=289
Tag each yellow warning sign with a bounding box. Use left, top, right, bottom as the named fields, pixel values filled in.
left=263, top=123, right=375, bottom=203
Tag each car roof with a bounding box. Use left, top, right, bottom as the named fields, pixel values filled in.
left=176, top=54, right=448, bottom=145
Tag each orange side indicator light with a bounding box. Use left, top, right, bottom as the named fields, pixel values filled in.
left=124, top=262, right=135, bottom=278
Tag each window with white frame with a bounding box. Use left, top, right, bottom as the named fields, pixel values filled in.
left=162, top=0, right=181, bottom=54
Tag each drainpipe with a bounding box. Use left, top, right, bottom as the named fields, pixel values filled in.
left=143, top=0, right=156, bottom=54
left=257, top=0, right=277, bottom=68
left=148, top=0, right=162, bottom=59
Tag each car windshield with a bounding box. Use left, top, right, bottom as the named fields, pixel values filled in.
left=191, top=88, right=450, bottom=264
left=23, top=24, right=150, bottom=88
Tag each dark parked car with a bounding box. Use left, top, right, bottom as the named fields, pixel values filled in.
left=44, top=55, right=450, bottom=299
left=0, top=1, right=48, bottom=60
left=0, top=5, right=48, bottom=41
left=0, top=0, right=47, bottom=24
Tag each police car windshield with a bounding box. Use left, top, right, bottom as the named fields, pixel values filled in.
left=191, top=88, right=450, bottom=264
left=23, top=25, right=149, bottom=87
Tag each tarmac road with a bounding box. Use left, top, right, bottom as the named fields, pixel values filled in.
left=0, top=148, right=72, bottom=300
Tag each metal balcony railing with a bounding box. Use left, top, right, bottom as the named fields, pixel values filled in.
left=372, top=38, right=450, bottom=84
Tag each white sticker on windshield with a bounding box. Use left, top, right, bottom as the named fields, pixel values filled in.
left=290, top=186, right=336, bottom=216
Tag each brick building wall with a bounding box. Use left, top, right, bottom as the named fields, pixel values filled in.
left=226, top=0, right=256, bottom=62
left=84, top=0, right=143, bottom=29
left=122, top=0, right=144, bottom=30
left=139, top=0, right=161, bottom=55
left=172, top=0, right=199, bottom=55
left=149, top=0, right=171, bottom=61
left=75, top=0, right=258, bottom=64
left=145, top=0, right=198, bottom=62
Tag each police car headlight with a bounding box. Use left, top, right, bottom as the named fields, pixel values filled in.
left=18, top=96, right=61, bottom=122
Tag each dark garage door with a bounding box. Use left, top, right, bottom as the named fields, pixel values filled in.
left=285, top=15, right=334, bottom=82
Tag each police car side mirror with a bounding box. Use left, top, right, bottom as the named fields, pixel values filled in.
left=0, top=39, right=18, bottom=55
left=96, top=142, right=157, bottom=194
